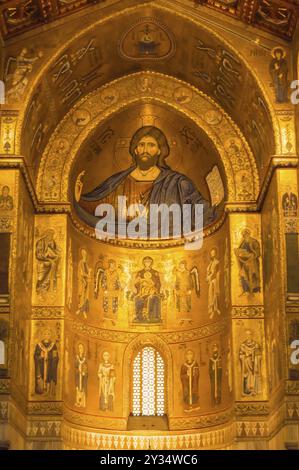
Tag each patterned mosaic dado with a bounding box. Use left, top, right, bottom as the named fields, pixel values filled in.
left=63, top=408, right=127, bottom=431
left=0, top=401, right=8, bottom=421
left=68, top=317, right=228, bottom=344
left=0, top=379, right=10, bottom=394
left=0, top=1, right=297, bottom=41
left=236, top=421, right=268, bottom=438
left=62, top=422, right=235, bottom=450
left=286, top=381, right=299, bottom=394
left=286, top=402, right=299, bottom=420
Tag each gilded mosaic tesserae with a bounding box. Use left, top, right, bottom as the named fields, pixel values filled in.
left=0, top=0, right=299, bottom=452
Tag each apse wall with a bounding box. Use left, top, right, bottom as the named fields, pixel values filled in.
left=62, top=217, right=233, bottom=433
left=2, top=0, right=298, bottom=451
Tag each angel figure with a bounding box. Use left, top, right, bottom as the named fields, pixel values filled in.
left=174, top=261, right=200, bottom=324
left=5, top=48, right=42, bottom=101
left=206, top=247, right=221, bottom=319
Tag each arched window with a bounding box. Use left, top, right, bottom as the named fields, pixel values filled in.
left=132, top=346, right=165, bottom=416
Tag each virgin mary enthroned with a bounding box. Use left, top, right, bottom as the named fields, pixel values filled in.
left=74, top=126, right=216, bottom=235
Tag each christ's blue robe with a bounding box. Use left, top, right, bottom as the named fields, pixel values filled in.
left=75, top=166, right=216, bottom=230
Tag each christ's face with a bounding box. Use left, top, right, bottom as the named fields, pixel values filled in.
left=134, top=136, right=161, bottom=170
left=45, top=231, right=54, bottom=243
left=242, top=230, right=251, bottom=242
left=78, top=344, right=84, bottom=356
left=179, top=262, right=186, bottom=272
left=108, top=261, right=116, bottom=271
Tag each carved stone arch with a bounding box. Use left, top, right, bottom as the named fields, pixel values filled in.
left=122, top=333, right=174, bottom=420
left=16, top=0, right=280, bottom=168
left=37, top=71, right=258, bottom=205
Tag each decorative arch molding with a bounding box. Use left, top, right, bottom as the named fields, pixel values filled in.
left=122, top=333, right=174, bottom=420
left=15, top=0, right=280, bottom=163
left=37, top=71, right=259, bottom=205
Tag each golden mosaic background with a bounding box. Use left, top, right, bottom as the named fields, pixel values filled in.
left=0, top=0, right=298, bottom=450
